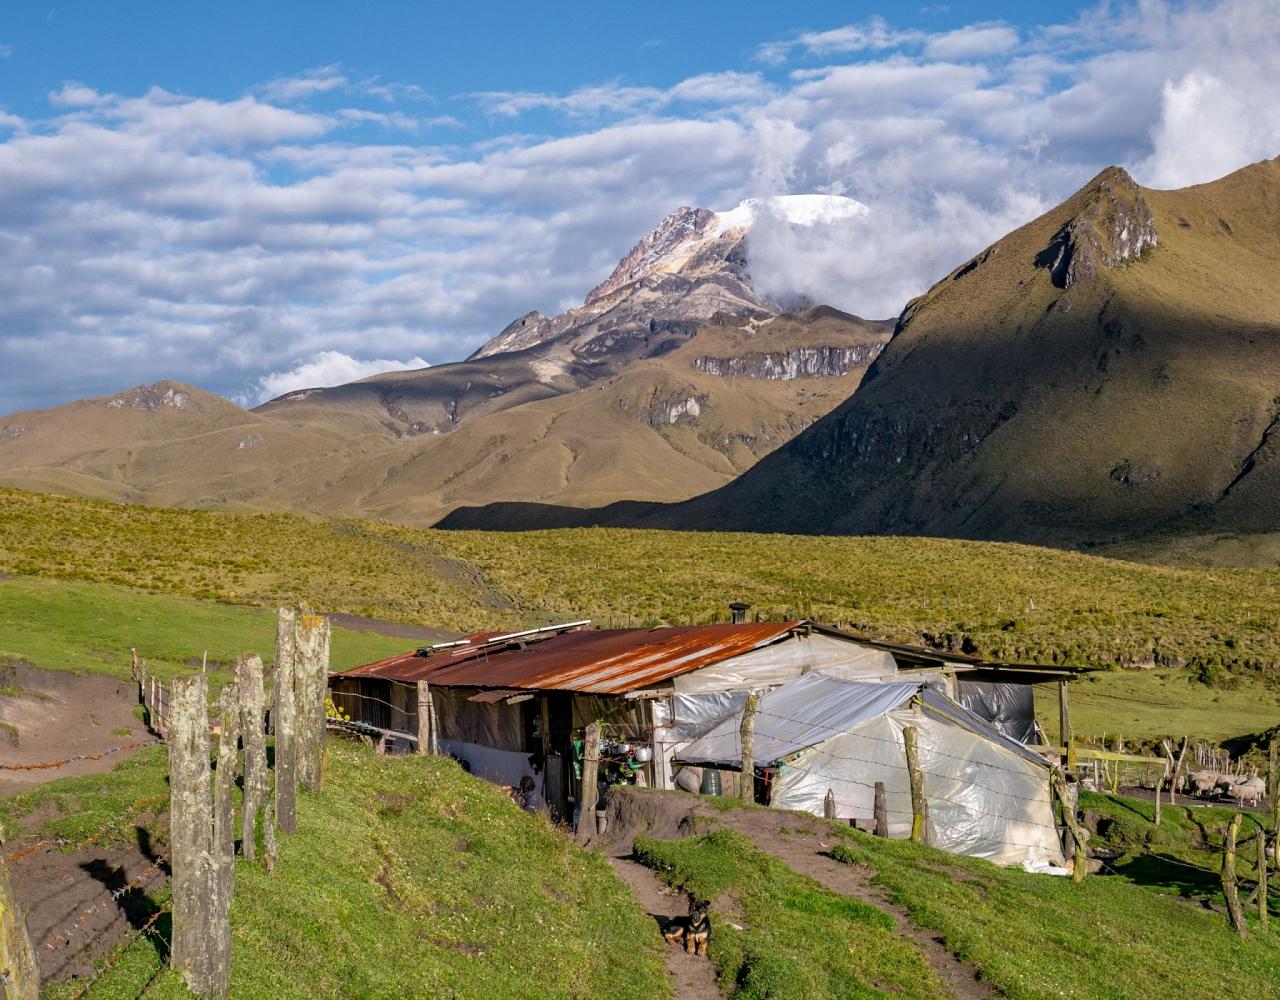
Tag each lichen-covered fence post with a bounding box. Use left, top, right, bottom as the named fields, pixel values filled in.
left=1051, top=767, right=1090, bottom=883
left=577, top=721, right=601, bottom=842
left=1, top=859, right=38, bottom=1000
left=1223, top=812, right=1248, bottom=938
left=236, top=654, right=268, bottom=861
left=169, top=673, right=234, bottom=998
left=739, top=692, right=757, bottom=805
left=416, top=681, right=432, bottom=755
left=902, top=725, right=928, bottom=843
left=274, top=608, right=298, bottom=834
left=294, top=612, right=331, bottom=792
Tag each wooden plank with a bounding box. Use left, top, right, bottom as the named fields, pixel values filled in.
left=1043, top=747, right=1164, bottom=764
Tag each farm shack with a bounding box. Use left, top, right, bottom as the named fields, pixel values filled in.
left=677, top=672, right=1066, bottom=868
left=329, top=617, right=1075, bottom=819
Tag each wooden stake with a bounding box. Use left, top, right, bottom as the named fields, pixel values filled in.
left=1050, top=767, right=1090, bottom=883
left=1058, top=679, right=1072, bottom=748
left=170, top=673, right=229, bottom=997
left=236, top=654, right=268, bottom=862
left=824, top=788, right=836, bottom=821
left=274, top=607, right=298, bottom=835
left=1170, top=736, right=1189, bottom=806
left=0, top=858, right=38, bottom=1000
left=294, top=612, right=330, bottom=792
left=1223, top=812, right=1248, bottom=938
left=739, top=692, right=757, bottom=805
left=873, top=781, right=888, bottom=837
left=577, top=722, right=601, bottom=842
left=1257, top=825, right=1269, bottom=931
left=903, top=725, right=927, bottom=843
left=416, top=681, right=431, bottom=756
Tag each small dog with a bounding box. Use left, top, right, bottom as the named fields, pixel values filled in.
left=661, top=901, right=711, bottom=957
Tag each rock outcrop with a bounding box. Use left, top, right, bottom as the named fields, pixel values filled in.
left=694, top=344, right=884, bottom=380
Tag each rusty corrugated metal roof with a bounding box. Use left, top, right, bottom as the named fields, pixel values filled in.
left=334, top=621, right=804, bottom=695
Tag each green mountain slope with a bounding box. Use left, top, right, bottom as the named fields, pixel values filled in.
left=447, top=157, right=1280, bottom=548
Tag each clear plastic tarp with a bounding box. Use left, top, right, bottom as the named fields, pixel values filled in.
left=679, top=674, right=1063, bottom=867
left=680, top=675, right=919, bottom=765
left=955, top=679, right=1038, bottom=744
left=672, top=634, right=896, bottom=693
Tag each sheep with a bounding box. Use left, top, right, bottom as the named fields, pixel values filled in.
left=1227, top=776, right=1266, bottom=807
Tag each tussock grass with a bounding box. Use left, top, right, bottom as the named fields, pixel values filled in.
left=635, top=828, right=943, bottom=999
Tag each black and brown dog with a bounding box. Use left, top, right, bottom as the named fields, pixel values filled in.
left=661, top=900, right=711, bottom=957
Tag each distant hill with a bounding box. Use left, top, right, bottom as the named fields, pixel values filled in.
left=0, top=308, right=889, bottom=524
left=441, top=157, right=1280, bottom=549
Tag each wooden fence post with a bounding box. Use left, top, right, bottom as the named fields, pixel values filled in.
left=210, top=684, right=238, bottom=992
left=274, top=608, right=298, bottom=835
left=294, top=612, right=330, bottom=792
left=739, top=692, right=757, bottom=805
left=902, top=725, right=927, bottom=843
left=577, top=722, right=601, bottom=842
left=170, top=673, right=229, bottom=998
left=873, top=781, right=889, bottom=837
left=236, top=654, right=268, bottom=862
left=824, top=788, right=836, bottom=821
left=1223, top=812, right=1248, bottom=938
left=1170, top=736, right=1188, bottom=805
left=416, top=681, right=432, bottom=756
left=1256, top=825, right=1269, bottom=931
left=1051, top=767, right=1090, bottom=883
left=0, top=860, right=38, bottom=1000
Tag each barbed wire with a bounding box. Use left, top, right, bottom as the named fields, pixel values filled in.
left=4, top=794, right=168, bottom=864
left=0, top=739, right=159, bottom=773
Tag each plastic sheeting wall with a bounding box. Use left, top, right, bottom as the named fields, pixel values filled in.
left=439, top=739, right=543, bottom=799
left=956, top=680, right=1038, bottom=745
left=671, top=634, right=896, bottom=694
left=773, top=710, right=1063, bottom=867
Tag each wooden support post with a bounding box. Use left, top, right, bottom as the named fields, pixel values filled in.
left=170, top=673, right=230, bottom=998
left=1257, top=825, right=1269, bottom=931
left=577, top=722, right=601, bottom=842
left=210, top=683, right=238, bottom=991
left=236, top=654, right=268, bottom=862
left=1154, top=758, right=1165, bottom=828
left=824, top=788, right=836, bottom=821
left=903, top=725, right=927, bottom=844
left=1223, top=812, right=1248, bottom=938
left=1271, top=737, right=1280, bottom=838
left=873, top=781, right=889, bottom=838
left=1050, top=767, right=1090, bottom=883
left=416, top=681, right=431, bottom=756
left=1170, top=736, right=1188, bottom=806
left=294, top=612, right=330, bottom=792
left=739, top=692, right=757, bottom=805
left=0, top=859, right=38, bottom=1000
left=274, top=607, right=298, bottom=835
left=1058, top=679, right=1072, bottom=748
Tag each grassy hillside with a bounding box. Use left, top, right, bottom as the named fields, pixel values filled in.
left=827, top=823, right=1280, bottom=1000
left=0, top=576, right=413, bottom=684
left=5, top=742, right=668, bottom=999
left=3, top=486, right=1279, bottom=742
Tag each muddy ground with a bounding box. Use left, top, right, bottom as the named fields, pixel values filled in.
left=0, top=661, right=151, bottom=798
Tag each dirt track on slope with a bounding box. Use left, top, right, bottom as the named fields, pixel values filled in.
left=590, top=788, right=995, bottom=1000
left=0, top=662, right=151, bottom=797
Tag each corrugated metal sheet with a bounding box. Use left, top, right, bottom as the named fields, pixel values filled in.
left=334, top=621, right=803, bottom=695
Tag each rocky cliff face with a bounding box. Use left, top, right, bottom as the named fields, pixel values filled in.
left=1039, top=168, right=1158, bottom=289
left=693, top=344, right=885, bottom=380
left=584, top=207, right=717, bottom=306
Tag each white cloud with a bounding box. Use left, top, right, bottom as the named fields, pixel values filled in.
left=247, top=351, right=431, bottom=404
left=1, top=0, right=1278, bottom=413
left=923, top=23, right=1020, bottom=60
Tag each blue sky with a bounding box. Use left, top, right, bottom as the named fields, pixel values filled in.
left=0, top=1, right=1277, bottom=411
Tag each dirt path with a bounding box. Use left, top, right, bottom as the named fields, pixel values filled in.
left=712, top=808, right=995, bottom=1000
left=607, top=855, right=723, bottom=1000
left=0, top=662, right=152, bottom=797
left=594, top=789, right=995, bottom=1000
